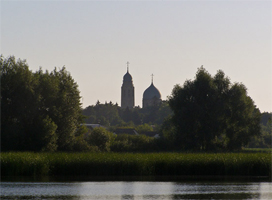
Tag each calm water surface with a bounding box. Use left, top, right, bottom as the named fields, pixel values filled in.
left=1, top=180, right=272, bottom=199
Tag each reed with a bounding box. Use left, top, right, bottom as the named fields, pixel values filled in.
left=1, top=152, right=271, bottom=177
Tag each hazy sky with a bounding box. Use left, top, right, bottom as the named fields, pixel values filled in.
left=1, top=0, right=271, bottom=112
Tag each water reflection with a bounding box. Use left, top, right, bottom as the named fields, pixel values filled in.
left=121, top=182, right=134, bottom=200
left=171, top=182, right=262, bottom=199
left=1, top=181, right=272, bottom=200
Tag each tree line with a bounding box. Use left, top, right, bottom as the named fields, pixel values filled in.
left=1, top=55, right=271, bottom=152
left=82, top=100, right=172, bottom=127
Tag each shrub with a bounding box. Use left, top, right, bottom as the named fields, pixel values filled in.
left=87, top=127, right=115, bottom=151
left=111, top=134, right=155, bottom=152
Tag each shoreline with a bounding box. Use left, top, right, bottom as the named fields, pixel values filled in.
left=1, top=175, right=271, bottom=182
left=1, top=152, right=271, bottom=179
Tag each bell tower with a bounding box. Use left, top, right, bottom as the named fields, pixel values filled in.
left=121, top=62, right=135, bottom=109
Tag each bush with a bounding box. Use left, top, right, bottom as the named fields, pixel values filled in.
left=87, top=127, right=115, bottom=151
left=111, top=134, right=155, bottom=152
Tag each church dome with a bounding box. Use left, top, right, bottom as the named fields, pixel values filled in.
left=123, top=71, right=132, bottom=82
left=143, top=82, right=161, bottom=100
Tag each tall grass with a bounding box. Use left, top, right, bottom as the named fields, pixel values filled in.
left=243, top=148, right=272, bottom=153
left=1, top=152, right=271, bottom=177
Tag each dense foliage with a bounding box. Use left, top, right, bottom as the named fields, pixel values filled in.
left=111, top=134, right=156, bottom=152
left=82, top=100, right=172, bottom=126
left=1, top=55, right=85, bottom=151
left=1, top=56, right=269, bottom=152
left=86, top=127, right=114, bottom=152
left=1, top=152, right=271, bottom=177
left=167, top=67, right=261, bottom=151
left=248, top=112, right=271, bottom=148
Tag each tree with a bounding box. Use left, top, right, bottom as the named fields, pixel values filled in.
left=248, top=112, right=271, bottom=148
left=155, top=101, right=172, bottom=125
left=224, top=83, right=261, bottom=150
left=82, top=103, right=124, bottom=126
left=31, top=116, right=58, bottom=151
left=1, top=55, right=41, bottom=151
left=168, top=67, right=261, bottom=151
left=1, top=55, right=84, bottom=151
left=87, top=127, right=114, bottom=151
left=82, top=99, right=172, bottom=127
left=49, top=67, right=84, bottom=150
left=135, top=123, right=153, bottom=133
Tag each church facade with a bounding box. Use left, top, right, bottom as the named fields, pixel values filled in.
left=121, top=63, right=162, bottom=109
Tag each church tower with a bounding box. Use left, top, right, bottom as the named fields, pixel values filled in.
left=121, top=62, right=135, bottom=109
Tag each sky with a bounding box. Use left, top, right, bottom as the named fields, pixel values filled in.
left=1, top=0, right=271, bottom=112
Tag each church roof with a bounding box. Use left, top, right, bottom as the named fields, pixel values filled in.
left=123, top=71, right=133, bottom=82
left=143, top=82, right=161, bottom=100
left=123, top=63, right=133, bottom=83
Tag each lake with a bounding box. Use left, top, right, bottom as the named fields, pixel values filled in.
left=1, top=178, right=272, bottom=199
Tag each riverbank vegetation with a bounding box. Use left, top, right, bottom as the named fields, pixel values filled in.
left=1, top=55, right=271, bottom=153
left=1, top=152, right=271, bottom=177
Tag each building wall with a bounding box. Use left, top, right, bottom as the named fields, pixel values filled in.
left=143, top=97, right=162, bottom=108
left=121, top=83, right=134, bottom=109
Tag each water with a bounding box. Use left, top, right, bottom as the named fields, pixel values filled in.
left=1, top=180, right=272, bottom=199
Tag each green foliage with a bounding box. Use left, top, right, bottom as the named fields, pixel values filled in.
left=1, top=56, right=38, bottom=151
left=83, top=102, right=124, bottom=126
left=73, top=127, right=94, bottom=152
left=160, top=116, right=178, bottom=149
left=168, top=67, right=261, bottom=151
left=111, top=134, right=155, bottom=152
left=243, top=148, right=272, bottom=153
left=1, top=55, right=84, bottom=151
left=135, top=124, right=153, bottom=133
left=0, top=152, right=50, bottom=176
left=1, top=56, right=266, bottom=153
left=87, top=127, right=115, bottom=152
left=82, top=101, right=172, bottom=127
left=1, top=152, right=271, bottom=177
left=33, top=116, right=58, bottom=152
left=260, top=112, right=272, bottom=126
left=248, top=113, right=271, bottom=148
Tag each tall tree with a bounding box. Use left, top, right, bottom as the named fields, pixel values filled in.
left=225, top=83, right=261, bottom=150
left=1, top=56, right=39, bottom=151
left=44, top=67, right=83, bottom=151
left=168, top=67, right=260, bottom=151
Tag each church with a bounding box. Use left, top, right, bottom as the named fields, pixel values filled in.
left=121, top=62, right=162, bottom=109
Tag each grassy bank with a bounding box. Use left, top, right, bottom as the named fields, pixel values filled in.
left=1, top=152, right=271, bottom=177
left=243, top=148, right=272, bottom=153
